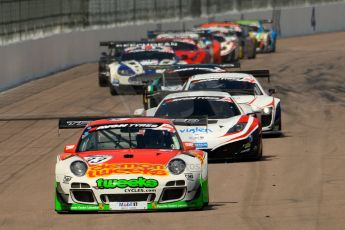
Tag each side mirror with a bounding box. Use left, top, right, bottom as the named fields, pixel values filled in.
left=183, top=142, right=196, bottom=151
left=181, top=55, right=188, bottom=60
left=268, top=88, right=276, bottom=96
left=64, top=144, right=77, bottom=153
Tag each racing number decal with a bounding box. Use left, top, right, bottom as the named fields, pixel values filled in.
left=84, top=156, right=112, bottom=165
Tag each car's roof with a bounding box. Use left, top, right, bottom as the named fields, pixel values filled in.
left=87, top=117, right=174, bottom=127
left=189, top=72, right=256, bottom=81
left=200, top=22, right=240, bottom=27
left=164, top=91, right=231, bottom=99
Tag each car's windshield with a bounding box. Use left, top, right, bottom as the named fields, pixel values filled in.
left=155, top=97, right=241, bottom=119
left=172, top=42, right=198, bottom=51
left=78, top=123, right=181, bottom=151
left=188, top=79, right=263, bottom=95
left=121, top=51, right=176, bottom=61
left=213, top=35, right=225, bottom=43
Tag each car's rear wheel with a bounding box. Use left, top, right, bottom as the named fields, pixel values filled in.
left=98, top=76, right=108, bottom=87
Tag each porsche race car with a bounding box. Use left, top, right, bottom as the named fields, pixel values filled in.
left=55, top=117, right=209, bottom=212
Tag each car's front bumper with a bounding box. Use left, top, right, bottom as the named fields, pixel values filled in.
left=55, top=176, right=208, bottom=212
left=202, top=129, right=261, bottom=160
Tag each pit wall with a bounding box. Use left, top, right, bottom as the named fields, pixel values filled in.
left=1, top=2, right=344, bottom=91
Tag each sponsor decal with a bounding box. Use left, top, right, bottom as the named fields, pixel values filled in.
left=185, top=173, right=194, bottom=181
left=179, top=127, right=212, bottom=134
left=195, top=142, right=208, bottom=148
left=110, top=201, right=147, bottom=210
left=96, top=123, right=159, bottom=130
left=124, top=188, right=156, bottom=193
left=166, top=96, right=223, bottom=103
left=84, top=155, right=112, bottom=165
left=63, top=176, right=72, bottom=184
left=87, top=163, right=169, bottom=178
left=96, top=177, right=158, bottom=189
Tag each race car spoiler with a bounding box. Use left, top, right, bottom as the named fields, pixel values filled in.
left=130, top=63, right=241, bottom=83
left=130, top=68, right=269, bottom=85
left=59, top=117, right=115, bottom=129
left=100, top=41, right=179, bottom=48
left=58, top=116, right=209, bottom=129
left=232, top=70, right=270, bottom=82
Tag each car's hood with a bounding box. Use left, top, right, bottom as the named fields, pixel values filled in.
left=232, top=95, right=275, bottom=109
left=77, top=149, right=181, bottom=166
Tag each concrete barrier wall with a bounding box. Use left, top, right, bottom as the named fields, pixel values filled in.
left=1, top=2, right=345, bottom=91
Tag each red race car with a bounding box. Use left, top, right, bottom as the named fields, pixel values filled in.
left=55, top=117, right=209, bottom=212
left=156, top=37, right=211, bottom=64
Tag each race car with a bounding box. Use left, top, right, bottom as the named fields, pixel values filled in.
left=150, top=30, right=221, bottom=64
left=236, top=20, right=277, bottom=53
left=99, top=41, right=180, bottom=95
left=156, top=37, right=211, bottom=64
left=197, top=22, right=256, bottom=59
left=183, top=72, right=282, bottom=134
left=128, top=63, right=240, bottom=110
left=195, top=27, right=240, bottom=63
left=55, top=117, right=209, bottom=213
left=144, top=91, right=263, bottom=161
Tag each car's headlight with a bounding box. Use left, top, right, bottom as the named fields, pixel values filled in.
left=118, top=65, right=135, bottom=76
left=70, top=161, right=88, bottom=177
left=168, top=159, right=186, bottom=175
left=262, top=107, right=273, bottom=115
left=228, top=122, right=247, bottom=133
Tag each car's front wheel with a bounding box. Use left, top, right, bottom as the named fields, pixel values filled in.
left=109, top=85, right=119, bottom=95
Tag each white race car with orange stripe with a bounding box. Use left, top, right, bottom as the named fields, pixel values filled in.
left=146, top=91, right=263, bottom=161
left=183, top=73, right=282, bottom=134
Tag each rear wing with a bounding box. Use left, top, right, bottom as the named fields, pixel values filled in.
left=99, top=41, right=179, bottom=58
left=129, top=63, right=241, bottom=84
left=58, top=117, right=114, bottom=129
left=58, top=116, right=208, bottom=130
left=99, top=41, right=179, bottom=49
left=231, top=70, right=270, bottom=82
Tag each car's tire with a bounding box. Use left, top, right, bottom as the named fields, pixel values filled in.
left=109, top=85, right=119, bottom=95
left=98, top=76, right=108, bottom=87
left=250, top=137, right=263, bottom=161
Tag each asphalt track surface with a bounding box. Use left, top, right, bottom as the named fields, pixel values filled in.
left=0, top=32, right=345, bottom=230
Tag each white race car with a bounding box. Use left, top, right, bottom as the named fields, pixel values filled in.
left=55, top=117, right=208, bottom=212
left=108, top=44, right=180, bottom=95
left=145, top=91, right=263, bottom=161
left=183, top=73, right=282, bottom=134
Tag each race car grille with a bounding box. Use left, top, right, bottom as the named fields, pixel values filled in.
left=71, top=190, right=95, bottom=203
left=71, top=183, right=90, bottom=188
left=100, top=193, right=156, bottom=203
left=161, top=188, right=186, bottom=202
left=166, top=180, right=186, bottom=186
left=261, top=114, right=273, bottom=127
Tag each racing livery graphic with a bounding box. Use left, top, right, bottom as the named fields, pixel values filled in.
left=55, top=117, right=208, bottom=212
left=144, top=91, right=263, bottom=160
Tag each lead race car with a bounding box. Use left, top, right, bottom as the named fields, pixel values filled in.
left=55, top=117, right=208, bottom=212
left=144, top=91, right=263, bottom=161
left=183, top=72, right=282, bottom=134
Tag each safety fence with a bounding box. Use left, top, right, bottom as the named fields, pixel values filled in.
left=0, top=0, right=344, bottom=45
